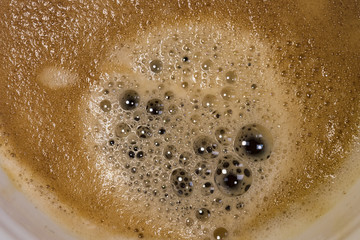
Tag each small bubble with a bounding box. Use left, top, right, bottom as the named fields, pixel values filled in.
left=136, top=151, right=144, bottom=159
left=201, top=182, right=215, bottom=196
left=115, top=123, right=131, bottom=138
left=181, top=82, right=189, bottom=88
left=179, top=152, right=191, bottom=166
left=185, top=218, right=194, bottom=226
left=202, top=94, right=218, bottom=108
left=164, top=145, right=176, bottom=160
left=182, top=56, right=190, bottom=62
left=165, top=91, right=174, bottom=100
left=146, top=99, right=164, bottom=115
left=158, top=128, right=166, bottom=135
left=195, top=208, right=211, bottom=221
left=201, top=60, right=213, bottom=71
left=100, top=100, right=111, bottom=112
left=136, top=126, right=152, bottom=138
left=170, top=168, right=193, bottom=197
left=150, top=59, right=163, bottom=73
left=220, top=87, right=236, bottom=100
left=168, top=104, right=178, bottom=115
left=128, top=151, right=135, bottom=158
left=251, top=84, right=257, bottom=90
left=195, top=161, right=212, bottom=179
left=120, top=90, right=140, bottom=110
left=213, top=227, right=228, bottom=240
left=193, top=135, right=220, bottom=159
left=215, top=127, right=232, bottom=146
left=225, top=71, right=237, bottom=84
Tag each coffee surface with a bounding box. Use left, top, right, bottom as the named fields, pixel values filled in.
left=0, top=1, right=360, bottom=239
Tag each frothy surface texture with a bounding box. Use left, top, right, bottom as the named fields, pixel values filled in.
left=0, top=1, right=360, bottom=240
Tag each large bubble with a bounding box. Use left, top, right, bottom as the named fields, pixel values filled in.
left=234, top=124, right=273, bottom=162
left=214, top=155, right=253, bottom=197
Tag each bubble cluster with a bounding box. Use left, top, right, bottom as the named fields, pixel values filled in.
left=89, top=24, right=288, bottom=240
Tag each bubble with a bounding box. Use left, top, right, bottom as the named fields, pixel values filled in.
left=146, top=99, right=164, bottom=115
left=202, top=94, right=218, bottom=108
left=158, top=128, right=166, bottom=135
left=220, top=87, right=236, bottom=100
left=201, top=59, right=213, bottom=71
left=136, top=126, right=152, bottom=138
left=115, top=123, right=131, bottom=138
left=100, top=100, right=111, bottom=112
left=168, top=104, right=178, bottom=115
left=234, top=124, right=273, bottom=162
left=128, top=151, right=135, bottom=159
left=170, top=168, right=193, bottom=197
left=214, top=155, right=253, bottom=196
left=214, top=127, right=232, bottom=146
left=201, top=182, right=215, bottom=196
left=136, top=151, right=144, bottom=159
left=164, top=145, right=176, bottom=160
left=193, top=136, right=220, bottom=159
left=120, top=90, right=140, bottom=111
left=194, top=161, right=212, bottom=179
left=195, top=208, right=211, bottom=221
left=182, top=56, right=190, bottom=62
left=179, top=152, right=192, bottom=166
left=185, top=218, right=194, bottom=227
left=225, top=71, right=237, bottom=84
left=213, top=227, right=228, bottom=240
left=164, top=91, right=174, bottom=100
left=150, top=59, right=163, bottom=73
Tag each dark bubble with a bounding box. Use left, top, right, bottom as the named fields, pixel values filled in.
left=136, top=151, right=144, bottom=159
left=214, top=155, right=253, bottom=197
left=146, top=99, right=164, bottom=115
left=158, top=128, right=166, bottom=135
left=136, top=126, right=152, bottom=138
left=164, top=145, right=176, bottom=160
left=170, top=168, right=193, bottom=197
left=120, top=90, right=140, bottom=110
left=193, top=136, right=220, bottom=159
left=182, top=56, right=189, bottom=62
left=234, top=124, right=273, bottom=162
left=195, top=208, right=211, bottom=221
left=179, top=152, right=192, bottom=166
left=213, top=227, right=228, bottom=240
left=109, top=140, right=115, bottom=146
left=100, top=99, right=111, bottom=112
left=194, top=161, right=212, bottom=179
left=201, top=182, right=215, bottom=196
left=128, top=151, right=135, bottom=158
left=225, top=71, right=237, bottom=84
left=150, top=59, right=163, bottom=73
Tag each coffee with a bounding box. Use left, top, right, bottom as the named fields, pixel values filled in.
left=0, top=1, right=359, bottom=239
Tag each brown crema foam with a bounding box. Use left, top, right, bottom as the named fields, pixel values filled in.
left=0, top=1, right=360, bottom=239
